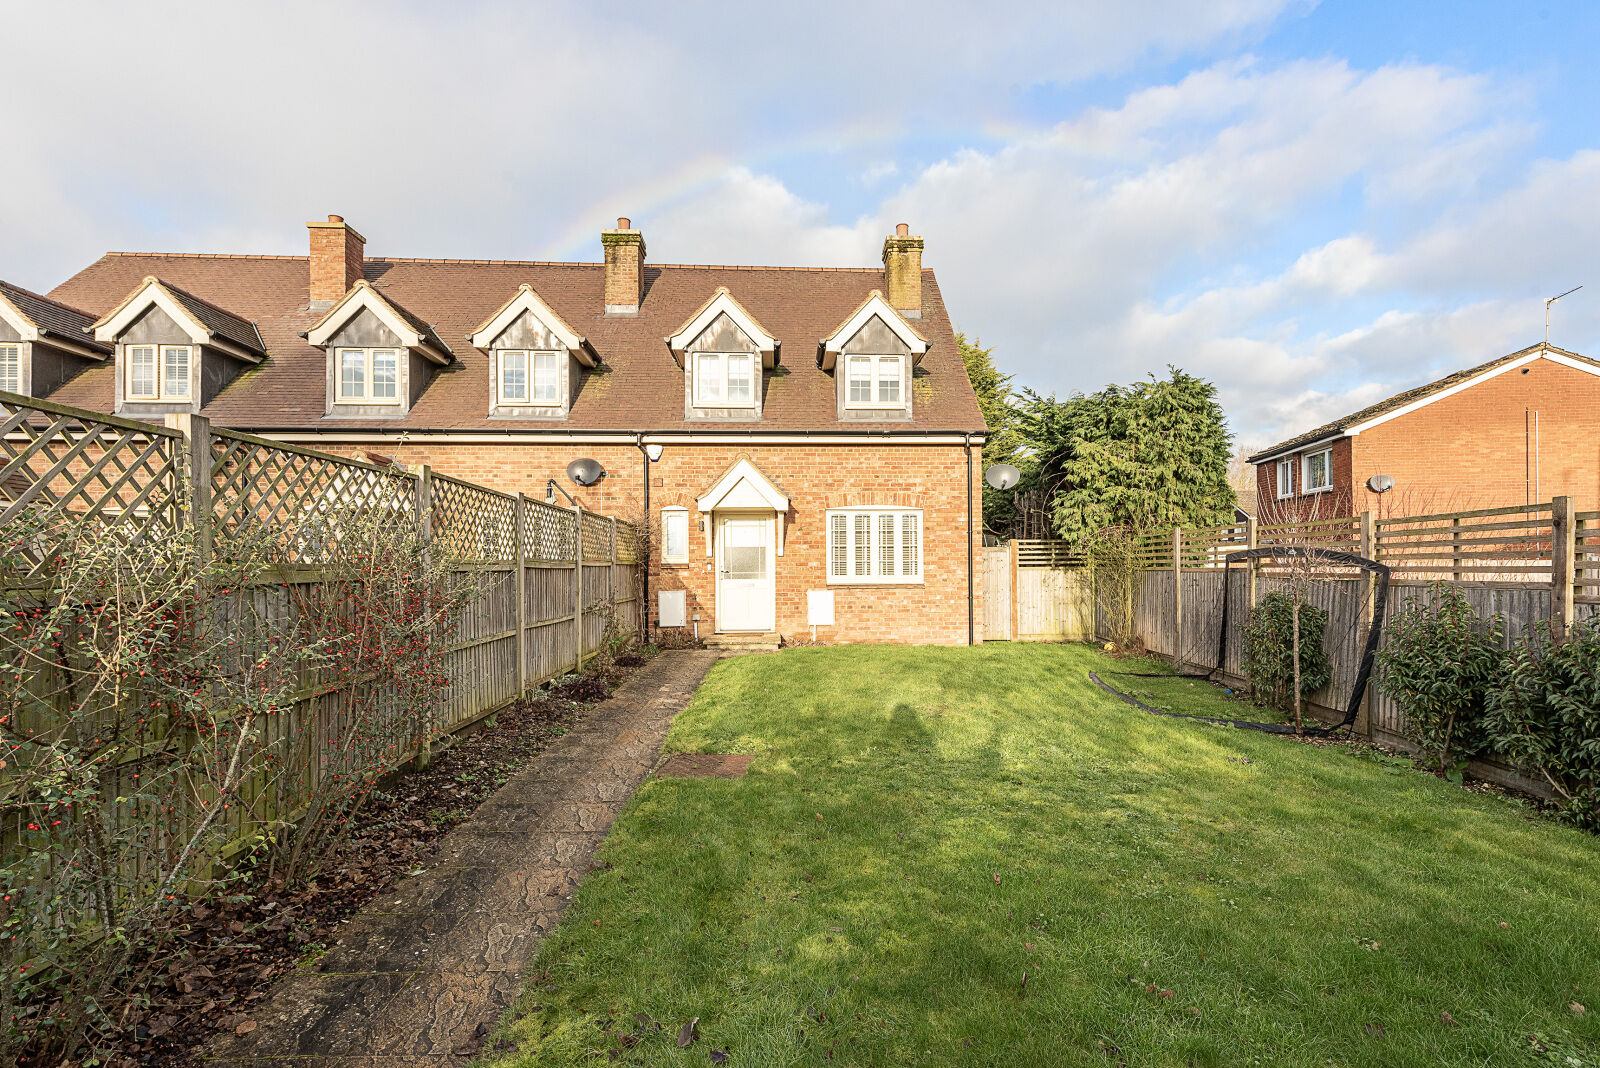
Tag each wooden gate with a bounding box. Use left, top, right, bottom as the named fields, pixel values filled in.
left=983, top=545, right=1012, bottom=640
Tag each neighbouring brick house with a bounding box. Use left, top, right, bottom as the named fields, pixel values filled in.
left=1249, top=342, right=1600, bottom=519
left=6, top=216, right=989, bottom=644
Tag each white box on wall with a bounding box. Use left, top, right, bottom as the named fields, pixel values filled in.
left=658, top=590, right=687, bottom=627
left=807, top=589, right=835, bottom=627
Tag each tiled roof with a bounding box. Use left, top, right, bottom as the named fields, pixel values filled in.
left=1248, top=342, right=1599, bottom=463
left=156, top=279, right=268, bottom=358
left=0, top=281, right=112, bottom=354
left=47, top=254, right=985, bottom=434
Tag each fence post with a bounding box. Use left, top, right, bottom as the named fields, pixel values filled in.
left=572, top=503, right=585, bottom=673
left=1451, top=515, right=1462, bottom=582
left=1552, top=495, right=1575, bottom=641
left=165, top=414, right=212, bottom=565
left=1009, top=539, right=1020, bottom=641
left=1245, top=516, right=1258, bottom=612
left=514, top=493, right=528, bottom=698
left=413, top=465, right=435, bottom=769
left=608, top=515, right=620, bottom=637
left=1171, top=527, right=1183, bottom=670
left=1357, top=510, right=1376, bottom=737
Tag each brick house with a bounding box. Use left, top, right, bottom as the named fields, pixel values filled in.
left=1249, top=342, right=1600, bottom=519
left=6, top=216, right=989, bottom=645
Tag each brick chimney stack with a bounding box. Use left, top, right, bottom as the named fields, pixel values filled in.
left=882, top=222, right=924, bottom=319
left=601, top=217, right=645, bottom=315
left=308, top=215, right=366, bottom=305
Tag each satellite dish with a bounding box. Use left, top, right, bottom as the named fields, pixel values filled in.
left=566, top=458, right=604, bottom=486
left=1366, top=474, right=1395, bottom=494
left=984, top=463, right=1021, bottom=491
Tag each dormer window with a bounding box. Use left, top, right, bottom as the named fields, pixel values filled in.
left=846, top=355, right=902, bottom=408
left=497, top=350, right=562, bottom=406
left=0, top=345, right=19, bottom=394
left=127, top=344, right=191, bottom=400
left=335, top=347, right=400, bottom=403
left=819, top=291, right=927, bottom=421
left=667, top=288, right=778, bottom=420
left=470, top=286, right=594, bottom=419
left=693, top=353, right=755, bottom=407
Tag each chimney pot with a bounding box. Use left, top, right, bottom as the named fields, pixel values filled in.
left=882, top=224, right=924, bottom=318
left=602, top=217, right=646, bottom=315
left=308, top=215, right=366, bottom=305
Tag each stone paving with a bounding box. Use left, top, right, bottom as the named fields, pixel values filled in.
left=205, top=649, right=723, bottom=1065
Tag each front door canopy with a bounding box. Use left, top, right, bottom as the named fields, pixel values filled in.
left=696, top=457, right=789, bottom=514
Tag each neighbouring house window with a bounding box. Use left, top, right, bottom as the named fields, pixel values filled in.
left=845, top=355, right=903, bottom=408
left=126, top=344, right=191, bottom=400
left=692, top=352, right=755, bottom=407
left=661, top=507, right=689, bottom=564
left=335, top=347, right=400, bottom=403
left=826, top=508, right=922, bottom=584
left=1303, top=448, right=1332, bottom=493
left=0, top=345, right=20, bottom=394
left=498, top=350, right=561, bottom=405
left=1275, top=458, right=1294, bottom=499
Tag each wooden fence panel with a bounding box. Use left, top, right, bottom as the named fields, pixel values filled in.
left=1015, top=567, right=1091, bottom=640
left=982, top=546, right=1011, bottom=640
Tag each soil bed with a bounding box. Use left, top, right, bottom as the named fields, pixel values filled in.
left=26, top=663, right=643, bottom=1068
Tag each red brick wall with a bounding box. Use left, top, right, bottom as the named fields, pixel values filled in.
left=1253, top=436, right=1355, bottom=522
left=321, top=440, right=983, bottom=645
left=1351, top=358, right=1600, bottom=516
left=1255, top=357, right=1600, bottom=520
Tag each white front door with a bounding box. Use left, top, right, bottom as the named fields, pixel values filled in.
left=716, top=512, right=775, bottom=632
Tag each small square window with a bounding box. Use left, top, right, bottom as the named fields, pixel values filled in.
left=843, top=355, right=905, bottom=409
left=335, top=348, right=402, bottom=404
left=692, top=353, right=756, bottom=408
left=126, top=344, right=190, bottom=401
left=1303, top=448, right=1332, bottom=493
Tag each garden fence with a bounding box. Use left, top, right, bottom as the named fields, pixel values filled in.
left=0, top=392, right=638, bottom=954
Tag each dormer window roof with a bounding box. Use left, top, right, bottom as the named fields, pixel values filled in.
left=666, top=287, right=778, bottom=368
left=0, top=282, right=111, bottom=360
left=818, top=290, right=927, bottom=371
left=304, top=280, right=452, bottom=364
left=468, top=284, right=595, bottom=365
left=92, top=276, right=266, bottom=362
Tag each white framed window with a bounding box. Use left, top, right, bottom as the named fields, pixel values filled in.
left=661, top=507, right=689, bottom=564
left=0, top=345, right=20, bottom=394
left=335, top=347, right=401, bottom=403
left=1302, top=448, right=1332, bottom=493
left=692, top=352, right=755, bottom=407
left=125, top=344, right=191, bottom=401
left=845, top=354, right=904, bottom=408
left=826, top=507, right=922, bottom=584
left=1275, top=458, right=1294, bottom=499
left=498, top=350, right=561, bottom=405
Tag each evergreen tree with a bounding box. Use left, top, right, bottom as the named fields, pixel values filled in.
left=958, top=333, right=1027, bottom=534
left=1026, top=368, right=1235, bottom=542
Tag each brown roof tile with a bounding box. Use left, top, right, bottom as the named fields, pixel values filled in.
left=0, top=281, right=112, bottom=354
left=48, top=254, right=986, bottom=434
left=1248, top=342, right=1598, bottom=463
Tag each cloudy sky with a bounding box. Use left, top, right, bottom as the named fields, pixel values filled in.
left=4, top=0, right=1597, bottom=449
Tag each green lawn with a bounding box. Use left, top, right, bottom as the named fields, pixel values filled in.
left=485, top=644, right=1600, bottom=1066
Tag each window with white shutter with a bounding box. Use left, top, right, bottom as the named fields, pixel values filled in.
left=825, top=508, right=923, bottom=585
left=0, top=345, right=21, bottom=394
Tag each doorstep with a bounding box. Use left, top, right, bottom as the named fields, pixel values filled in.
left=703, top=632, right=782, bottom=651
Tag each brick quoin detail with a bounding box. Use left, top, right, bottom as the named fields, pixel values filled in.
left=322, top=441, right=984, bottom=645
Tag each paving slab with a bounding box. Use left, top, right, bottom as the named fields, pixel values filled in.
left=203, top=649, right=721, bottom=1065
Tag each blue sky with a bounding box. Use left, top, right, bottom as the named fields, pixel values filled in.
left=2, top=0, right=1596, bottom=449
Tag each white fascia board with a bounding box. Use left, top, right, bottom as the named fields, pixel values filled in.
left=1343, top=353, right=1543, bottom=437
left=92, top=278, right=210, bottom=345
left=0, top=291, right=39, bottom=343
left=305, top=283, right=423, bottom=349
left=696, top=457, right=789, bottom=513
left=666, top=289, right=777, bottom=360
left=820, top=292, right=928, bottom=369
left=469, top=284, right=590, bottom=362
left=265, top=430, right=984, bottom=446
left=1250, top=432, right=1345, bottom=466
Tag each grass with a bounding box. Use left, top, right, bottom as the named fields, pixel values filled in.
left=484, top=644, right=1600, bottom=1066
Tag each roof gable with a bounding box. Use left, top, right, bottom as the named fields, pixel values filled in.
left=305, top=280, right=452, bottom=364
left=819, top=291, right=928, bottom=370
left=1249, top=343, right=1600, bottom=463
left=92, top=276, right=265, bottom=362
left=468, top=284, right=593, bottom=365
left=667, top=287, right=778, bottom=368
left=0, top=282, right=111, bottom=358
left=697, top=457, right=790, bottom=512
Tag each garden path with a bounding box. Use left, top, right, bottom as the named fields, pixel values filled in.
left=205, top=649, right=723, bottom=1066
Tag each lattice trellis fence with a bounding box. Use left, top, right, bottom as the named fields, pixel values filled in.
left=430, top=474, right=517, bottom=562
